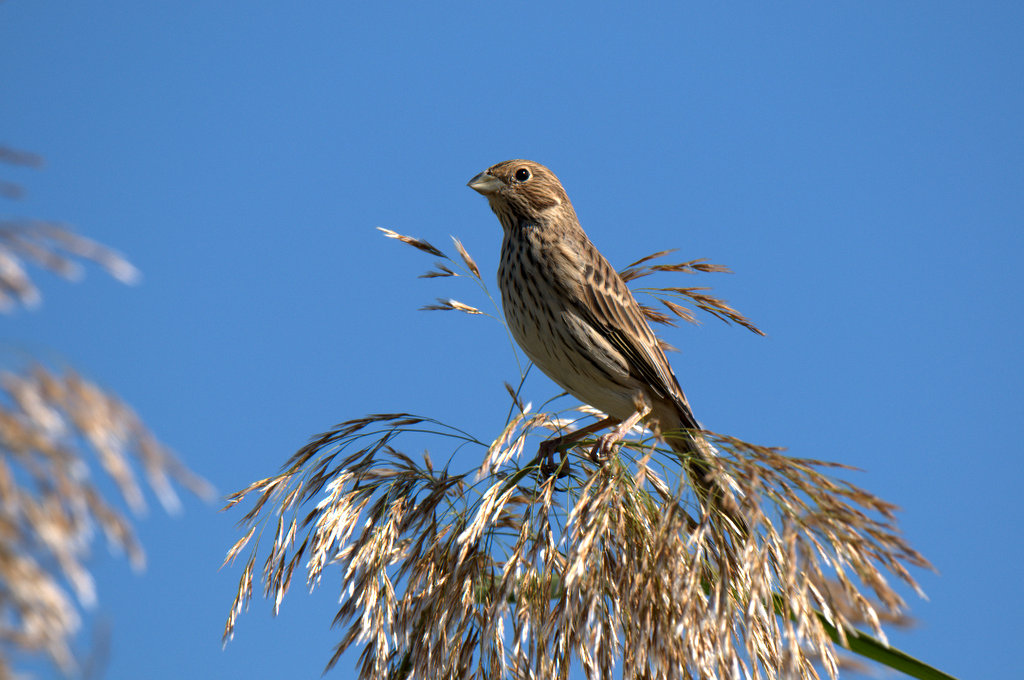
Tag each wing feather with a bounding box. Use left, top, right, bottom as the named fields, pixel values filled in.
left=568, top=238, right=701, bottom=431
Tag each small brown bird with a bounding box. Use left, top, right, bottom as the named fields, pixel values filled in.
left=468, top=159, right=723, bottom=508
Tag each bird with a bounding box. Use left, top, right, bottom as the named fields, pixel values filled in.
left=467, top=159, right=728, bottom=517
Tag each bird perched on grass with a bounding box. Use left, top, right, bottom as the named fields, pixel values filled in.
left=468, top=159, right=730, bottom=518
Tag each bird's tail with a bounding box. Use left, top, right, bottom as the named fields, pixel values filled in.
left=667, top=430, right=747, bottom=538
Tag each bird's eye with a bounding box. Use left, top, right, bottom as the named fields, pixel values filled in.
left=514, top=168, right=531, bottom=182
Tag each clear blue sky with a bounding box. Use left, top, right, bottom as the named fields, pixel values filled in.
left=3, top=2, right=1022, bottom=678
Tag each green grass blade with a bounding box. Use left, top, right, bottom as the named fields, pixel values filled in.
left=772, top=593, right=957, bottom=680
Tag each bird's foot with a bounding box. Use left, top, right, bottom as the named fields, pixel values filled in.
left=538, top=438, right=571, bottom=478
left=587, top=406, right=650, bottom=465
left=535, top=416, right=622, bottom=478
left=588, top=433, right=620, bottom=465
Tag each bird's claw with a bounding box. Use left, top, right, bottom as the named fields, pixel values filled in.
left=587, top=406, right=649, bottom=465
left=588, top=432, right=621, bottom=465
left=538, top=439, right=571, bottom=478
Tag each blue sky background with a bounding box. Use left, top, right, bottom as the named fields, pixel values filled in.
left=3, top=2, right=1022, bottom=678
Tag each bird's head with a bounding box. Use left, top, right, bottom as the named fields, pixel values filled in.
left=467, top=160, right=576, bottom=230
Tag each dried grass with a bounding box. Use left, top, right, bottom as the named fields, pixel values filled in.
left=223, top=231, right=930, bottom=679
left=0, top=219, right=140, bottom=310
left=225, top=407, right=927, bottom=679
left=0, top=150, right=211, bottom=675
left=0, top=147, right=139, bottom=311
left=0, top=366, right=214, bottom=676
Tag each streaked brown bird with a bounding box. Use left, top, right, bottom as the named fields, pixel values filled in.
left=468, top=159, right=724, bottom=510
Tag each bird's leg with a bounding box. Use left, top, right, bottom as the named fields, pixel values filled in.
left=538, top=416, right=620, bottom=477
left=589, top=404, right=651, bottom=464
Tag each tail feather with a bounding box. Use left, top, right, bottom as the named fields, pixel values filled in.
left=667, top=430, right=747, bottom=538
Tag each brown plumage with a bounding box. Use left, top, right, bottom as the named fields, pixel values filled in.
left=468, top=159, right=723, bottom=509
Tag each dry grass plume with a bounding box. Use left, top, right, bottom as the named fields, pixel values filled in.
left=223, top=229, right=932, bottom=680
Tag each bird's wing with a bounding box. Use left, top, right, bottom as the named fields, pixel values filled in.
left=565, top=238, right=701, bottom=431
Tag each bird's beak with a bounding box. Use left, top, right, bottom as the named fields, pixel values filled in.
left=467, top=171, right=503, bottom=195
